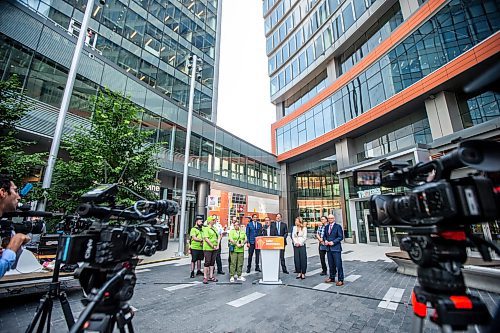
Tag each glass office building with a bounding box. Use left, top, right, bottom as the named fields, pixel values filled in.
left=264, top=0, right=500, bottom=245
left=0, top=0, right=280, bottom=236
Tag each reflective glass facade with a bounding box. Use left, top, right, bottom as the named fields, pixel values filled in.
left=268, top=0, right=379, bottom=96
left=276, top=0, right=500, bottom=154
left=460, top=92, right=500, bottom=128
left=1, top=0, right=280, bottom=195
left=19, top=0, right=216, bottom=119
left=289, top=160, right=341, bottom=229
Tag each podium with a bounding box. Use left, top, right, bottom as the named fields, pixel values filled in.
left=255, top=236, right=285, bottom=285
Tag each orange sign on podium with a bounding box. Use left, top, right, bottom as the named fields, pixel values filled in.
left=255, top=236, right=284, bottom=250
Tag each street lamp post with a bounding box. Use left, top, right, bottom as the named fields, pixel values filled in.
left=39, top=0, right=95, bottom=210
left=177, top=54, right=202, bottom=256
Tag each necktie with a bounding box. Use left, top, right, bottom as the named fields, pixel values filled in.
left=329, top=224, right=332, bottom=234
left=254, top=222, right=256, bottom=230
left=277, top=223, right=280, bottom=235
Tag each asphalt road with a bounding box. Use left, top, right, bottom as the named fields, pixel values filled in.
left=1, top=250, right=498, bottom=332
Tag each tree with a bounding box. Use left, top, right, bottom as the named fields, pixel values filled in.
left=0, top=75, right=45, bottom=184
left=46, top=88, right=160, bottom=213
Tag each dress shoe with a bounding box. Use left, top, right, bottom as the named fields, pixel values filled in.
left=246, top=267, right=251, bottom=273
left=282, top=270, right=289, bottom=274
left=320, top=271, right=327, bottom=276
left=336, top=281, right=344, bottom=286
left=255, top=267, right=261, bottom=272
left=324, top=278, right=334, bottom=283
left=217, top=271, right=226, bottom=275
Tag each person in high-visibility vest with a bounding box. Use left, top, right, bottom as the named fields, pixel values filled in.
left=228, top=220, right=247, bottom=282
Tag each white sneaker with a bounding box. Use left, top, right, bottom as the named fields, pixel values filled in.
left=237, top=276, right=246, bottom=281
left=230, top=277, right=235, bottom=283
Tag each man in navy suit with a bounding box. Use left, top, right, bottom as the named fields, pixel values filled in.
left=245, top=214, right=262, bottom=273
left=323, top=214, right=344, bottom=286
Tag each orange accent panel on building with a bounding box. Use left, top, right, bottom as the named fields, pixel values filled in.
left=275, top=32, right=500, bottom=162
left=271, top=0, right=448, bottom=131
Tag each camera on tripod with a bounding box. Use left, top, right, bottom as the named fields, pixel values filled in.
left=355, top=139, right=500, bottom=331
left=353, top=140, right=500, bottom=227
left=59, top=183, right=177, bottom=266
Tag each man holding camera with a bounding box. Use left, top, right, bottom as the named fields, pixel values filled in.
left=0, top=174, right=30, bottom=278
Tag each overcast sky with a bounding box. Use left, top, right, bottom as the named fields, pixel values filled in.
left=216, top=0, right=275, bottom=153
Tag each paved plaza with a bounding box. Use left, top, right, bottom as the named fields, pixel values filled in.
left=1, top=241, right=498, bottom=333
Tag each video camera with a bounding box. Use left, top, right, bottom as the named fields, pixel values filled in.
left=59, top=183, right=178, bottom=267
left=353, top=140, right=500, bottom=227
left=355, top=139, right=500, bottom=331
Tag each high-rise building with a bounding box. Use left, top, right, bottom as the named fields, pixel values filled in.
left=263, top=0, right=499, bottom=246
left=0, top=0, right=280, bottom=234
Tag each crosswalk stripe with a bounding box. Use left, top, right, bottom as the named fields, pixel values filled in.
left=378, top=287, right=404, bottom=310
left=163, top=282, right=201, bottom=292
left=306, top=268, right=324, bottom=276
left=136, top=269, right=151, bottom=273
left=344, top=274, right=361, bottom=282
left=312, top=283, right=333, bottom=291
left=226, top=292, right=266, bottom=308
left=139, top=261, right=179, bottom=269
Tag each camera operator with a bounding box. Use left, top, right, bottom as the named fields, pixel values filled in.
left=0, top=174, right=30, bottom=278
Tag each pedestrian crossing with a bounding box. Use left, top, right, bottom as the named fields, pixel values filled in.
left=226, top=292, right=266, bottom=308
left=378, top=287, right=404, bottom=310
left=163, top=281, right=201, bottom=292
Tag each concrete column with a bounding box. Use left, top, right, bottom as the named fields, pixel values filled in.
left=326, top=58, right=338, bottom=84
left=196, top=181, right=209, bottom=219
left=276, top=102, right=284, bottom=121
left=335, top=138, right=356, bottom=171
left=278, top=163, right=290, bottom=228
left=399, top=0, right=420, bottom=20
left=424, top=91, right=464, bottom=139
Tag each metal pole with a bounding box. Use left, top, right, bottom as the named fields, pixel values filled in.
left=177, top=54, right=198, bottom=256
left=40, top=0, right=95, bottom=210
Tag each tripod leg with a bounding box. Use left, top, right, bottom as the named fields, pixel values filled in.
left=25, top=297, right=49, bottom=333
left=58, top=291, right=75, bottom=329
left=411, top=314, right=425, bottom=333
left=45, top=302, right=52, bottom=333
left=36, top=298, right=52, bottom=333
left=127, top=321, right=134, bottom=333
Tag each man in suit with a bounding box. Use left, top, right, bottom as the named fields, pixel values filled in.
left=262, top=217, right=271, bottom=236
left=270, top=213, right=289, bottom=274
left=323, top=214, right=344, bottom=286
left=245, top=214, right=262, bottom=273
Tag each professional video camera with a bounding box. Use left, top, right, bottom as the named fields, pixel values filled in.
left=54, top=183, right=178, bottom=333
left=354, top=139, right=500, bottom=332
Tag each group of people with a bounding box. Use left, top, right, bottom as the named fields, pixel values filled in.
left=188, top=211, right=345, bottom=286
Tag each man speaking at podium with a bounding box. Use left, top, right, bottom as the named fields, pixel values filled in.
left=270, top=213, right=288, bottom=274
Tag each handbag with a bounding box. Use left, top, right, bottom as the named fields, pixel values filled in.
left=229, top=244, right=235, bottom=252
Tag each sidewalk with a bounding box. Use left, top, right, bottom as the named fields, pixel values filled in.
left=139, top=236, right=398, bottom=265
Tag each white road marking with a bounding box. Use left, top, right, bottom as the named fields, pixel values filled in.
left=138, top=261, right=179, bottom=269
left=378, top=287, right=404, bottom=310
left=226, top=292, right=266, bottom=308
left=163, top=282, right=201, bottom=292
left=306, top=268, right=324, bottom=276
left=312, top=283, right=333, bottom=291
left=135, top=269, right=151, bottom=273
left=344, top=274, right=361, bottom=282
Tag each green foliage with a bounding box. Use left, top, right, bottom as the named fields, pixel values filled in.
left=0, top=75, right=45, bottom=184
left=46, top=88, right=160, bottom=213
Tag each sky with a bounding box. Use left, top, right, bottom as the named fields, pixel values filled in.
left=216, top=0, right=275, bottom=153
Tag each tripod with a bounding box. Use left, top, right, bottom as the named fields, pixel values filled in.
left=402, top=227, right=499, bottom=333
left=70, top=263, right=137, bottom=333
left=25, top=234, right=75, bottom=333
